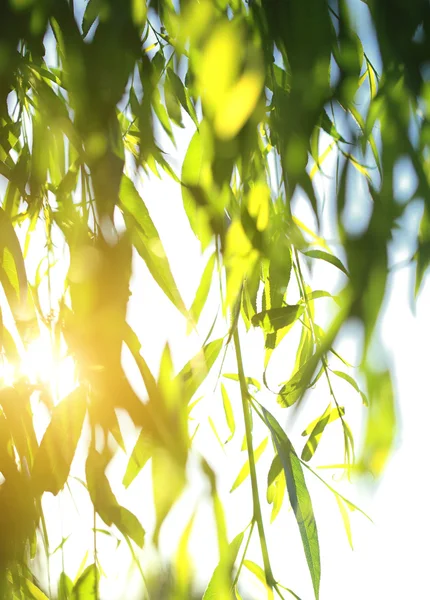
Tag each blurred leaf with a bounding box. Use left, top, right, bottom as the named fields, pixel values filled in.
left=25, top=580, right=49, bottom=600
left=123, top=430, right=153, bottom=488
left=58, top=572, right=73, bottom=600
left=0, top=207, right=38, bottom=342
left=119, top=175, right=187, bottom=316
left=360, top=369, right=395, bottom=476
left=203, top=530, right=244, bottom=600
left=86, top=449, right=145, bottom=547
left=181, top=130, right=208, bottom=240
left=82, top=0, right=105, bottom=37
left=175, top=512, right=196, bottom=597
left=178, top=338, right=223, bottom=404
left=72, top=564, right=99, bottom=599
left=190, top=252, right=216, bottom=326
left=33, top=388, right=86, bottom=495
left=152, top=448, right=186, bottom=545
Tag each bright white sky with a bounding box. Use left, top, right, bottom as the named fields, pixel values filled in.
left=1, top=1, right=430, bottom=599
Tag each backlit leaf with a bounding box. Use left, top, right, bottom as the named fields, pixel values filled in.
left=301, top=404, right=345, bottom=462
left=190, top=252, right=216, bottom=326
left=203, top=531, right=244, bottom=600
left=230, top=437, right=268, bottom=492
left=33, top=387, right=87, bottom=495
left=119, top=175, right=187, bottom=316
left=303, top=250, right=349, bottom=277
left=259, top=404, right=320, bottom=599
left=0, top=207, right=38, bottom=342
left=123, top=430, right=153, bottom=488
left=72, top=564, right=99, bottom=600
left=178, top=338, right=223, bottom=404
left=251, top=305, right=304, bottom=334
left=221, top=383, right=235, bottom=442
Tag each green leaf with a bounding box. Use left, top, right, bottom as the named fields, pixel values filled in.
left=32, top=387, right=87, bottom=495
left=259, top=404, right=320, bottom=600
left=82, top=0, right=106, bottom=37
left=152, top=86, right=174, bottom=142
left=267, top=456, right=286, bottom=523
left=203, top=531, right=244, bottom=600
left=277, top=353, right=321, bottom=408
left=230, top=437, right=268, bottom=492
left=360, top=369, right=395, bottom=476
left=302, top=405, right=345, bottom=436
left=119, top=175, right=187, bottom=316
left=58, top=572, right=73, bottom=600
left=152, top=448, right=186, bottom=544
left=251, top=305, right=304, bottom=334
left=25, top=580, right=49, bottom=600
left=223, top=373, right=261, bottom=391
left=167, top=68, right=199, bottom=126
left=181, top=130, right=211, bottom=243
left=208, top=415, right=225, bottom=449
left=164, top=69, right=184, bottom=127
left=335, top=495, right=353, bottom=550
left=177, top=338, right=223, bottom=404
left=332, top=370, right=368, bottom=405
left=303, top=250, right=349, bottom=277
left=301, top=404, right=345, bottom=462
left=72, top=564, right=99, bottom=599
left=0, top=207, right=38, bottom=342
left=243, top=560, right=274, bottom=599
left=123, top=429, right=153, bottom=488
left=300, top=290, right=340, bottom=305
left=221, top=383, right=235, bottom=442
left=190, top=252, right=216, bottom=326
left=175, top=512, right=196, bottom=597
left=86, top=449, right=145, bottom=547
left=320, top=111, right=350, bottom=143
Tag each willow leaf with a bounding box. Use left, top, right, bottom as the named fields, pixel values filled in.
left=335, top=495, right=353, bottom=550
left=301, top=404, right=345, bottom=462
left=190, top=252, right=216, bottom=326
left=33, top=387, right=87, bottom=495
left=119, top=175, right=187, bottom=316
left=251, top=305, right=304, bottom=334
left=259, top=404, right=320, bottom=600
left=178, top=338, right=223, bottom=404
left=332, top=370, right=368, bottom=406
left=303, top=250, right=349, bottom=277
left=202, top=531, right=244, bottom=600
left=123, top=430, right=153, bottom=488
left=221, top=383, right=235, bottom=442
left=0, top=207, right=38, bottom=342
left=230, top=437, right=268, bottom=492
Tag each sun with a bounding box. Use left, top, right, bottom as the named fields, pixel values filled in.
left=17, top=328, right=77, bottom=404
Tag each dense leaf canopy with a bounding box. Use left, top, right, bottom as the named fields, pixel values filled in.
left=0, top=0, right=429, bottom=597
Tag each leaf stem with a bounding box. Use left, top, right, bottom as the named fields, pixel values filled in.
left=233, top=325, right=274, bottom=586
left=232, top=519, right=255, bottom=588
